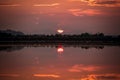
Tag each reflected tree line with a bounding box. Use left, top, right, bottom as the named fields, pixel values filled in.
left=0, top=29, right=120, bottom=45
left=0, top=46, right=23, bottom=52
left=0, top=44, right=105, bottom=52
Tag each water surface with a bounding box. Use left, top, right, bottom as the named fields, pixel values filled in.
left=0, top=45, right=120, bottom=80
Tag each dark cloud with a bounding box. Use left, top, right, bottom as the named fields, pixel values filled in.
left=96, top=0, right=118, bottom=4
left=97, top=75, right=120, bottom=79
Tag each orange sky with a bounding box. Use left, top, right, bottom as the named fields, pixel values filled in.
left=0, top=0, right=120, bottom=34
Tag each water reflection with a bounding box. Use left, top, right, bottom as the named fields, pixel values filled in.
left=0, top=45, right=24, bottom=52
left=0, top=44, right=107, bottom=52
left=0, top=44, right=120, bottom=80
left=57, top=45, right=64, bottom=54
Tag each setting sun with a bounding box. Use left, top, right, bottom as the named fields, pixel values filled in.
left=57, top=29, right=64, bottom=34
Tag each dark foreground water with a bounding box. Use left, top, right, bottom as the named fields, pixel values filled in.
left=0, top=45, right=120, bottom=80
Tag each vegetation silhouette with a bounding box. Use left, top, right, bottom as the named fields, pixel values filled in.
left=0, top=29, right=120, bottom=46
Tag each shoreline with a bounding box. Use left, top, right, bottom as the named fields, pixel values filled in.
left=0, top=41, right=120, bottom=46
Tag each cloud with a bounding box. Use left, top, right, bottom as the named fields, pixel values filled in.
left=33, top=74, right=60, bottom=78
left=89, top=0, right=120, bottom=7
left=81, top=75, right=97, bottom=80
left=81, top=74, right=120, bottom=80
left=68, top=64, right=102, bottom=72
left=68, top=0, right=120, bottom=7
left=68, top=0, right=82, bottom=1
left=33, top=3, right=60, bottom=7
left=0, top=4, right=20, bottom=7
left=68, top=0, right=95, bottom=3
left=68, top=9, right=103, bottom=16
left=96, top=0, right=118, bottom=4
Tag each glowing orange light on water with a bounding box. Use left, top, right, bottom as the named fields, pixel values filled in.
left=57, top=45, right=64, bottom=56
left=57, top=46, right=64, bottom=54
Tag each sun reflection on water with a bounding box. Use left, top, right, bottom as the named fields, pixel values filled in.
left=57, top=45, right=64, bottom=54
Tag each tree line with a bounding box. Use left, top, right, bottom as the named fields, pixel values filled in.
left=0, top=30, right=120, bottom=44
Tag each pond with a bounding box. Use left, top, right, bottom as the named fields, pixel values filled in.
left=0, top=45, right=120, bottom=80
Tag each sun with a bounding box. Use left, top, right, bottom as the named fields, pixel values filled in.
left=57, top=29, right=64, bottom=34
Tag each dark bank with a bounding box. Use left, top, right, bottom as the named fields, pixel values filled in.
left=0, top=29, right=120, bottom=45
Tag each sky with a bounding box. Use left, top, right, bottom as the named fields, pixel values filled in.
left=0, top=0, right=120, bottom=34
